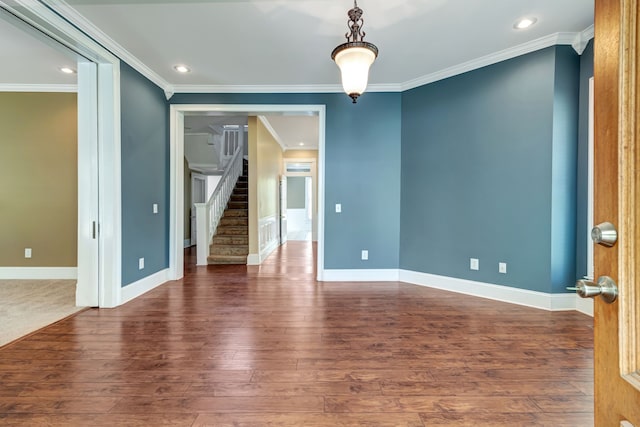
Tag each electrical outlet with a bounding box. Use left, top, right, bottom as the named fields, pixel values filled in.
left=335, top=203, right=342, bottom=213
left=153, top=203, right=158, bottom=214
left=499, top=262, right=507, bottom=274
left=470, top=258, right=479, bottom=271
left=361, top=250, right=368, bottom=260
left=138, top=258, right=145, bottom=270
left=24, top=248, right=32, bottom=258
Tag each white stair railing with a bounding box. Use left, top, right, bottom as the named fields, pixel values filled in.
left=195, top=132, right=244, bottom=266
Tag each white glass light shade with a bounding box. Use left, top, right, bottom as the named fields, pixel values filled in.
left=334, top=46, right=376, bottom=98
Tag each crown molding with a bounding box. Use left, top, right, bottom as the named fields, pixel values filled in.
left=257, top=115, right=287, bottom=152
left=32, top=4, right=594, bottom=97
left=46, top=0, right=174, bottom=98
left=401, top=32, right=581, bottom=91
left=0, top=84, right=77, bottom=92
left=172, top=83, right=402, bottom=94
left=572, top=25, right=594, bottom=55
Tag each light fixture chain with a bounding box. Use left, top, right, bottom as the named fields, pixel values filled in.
left=346, top=1, right=366, bottom=42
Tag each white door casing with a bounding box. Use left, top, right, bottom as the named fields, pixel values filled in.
left=169, top=104, right=326, bottom=281
left=279, top=176, right=287, bottom=245
left=0, top=1, right=122, bottom=307
left=190, top=173, right=206, bottom=245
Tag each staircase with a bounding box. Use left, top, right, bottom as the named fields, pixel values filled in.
left=207, top=162, right=248, bottom=265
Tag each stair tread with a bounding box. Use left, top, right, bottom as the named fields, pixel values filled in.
left=208, top=254, right=247, bottom=263
left=207, top=173, right=250, bottom=265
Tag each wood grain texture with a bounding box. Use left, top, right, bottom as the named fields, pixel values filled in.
left=0, top=243, right=593, bottom=425
left=594, top=0, right=640, bottom=425
left=618, top=0, right=640, bottom=384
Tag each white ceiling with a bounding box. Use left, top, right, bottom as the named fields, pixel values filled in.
left=59, top=0, right=594, bottom=90
left=0, top=0, right=594, bottom=151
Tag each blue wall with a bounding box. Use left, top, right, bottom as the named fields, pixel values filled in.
left=120, top=62, right=169, bottom=286
left=118, top=43, right=590, bottom=294
left=170, top=92, right=402, bottom=270
left=400, top=47, right=580, bottom=293
left=575, top=40, right=594, bottom=279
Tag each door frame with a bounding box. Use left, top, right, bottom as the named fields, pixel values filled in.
left=169, top=104, right=326, bottom=280
left=0, top=1, right=123, bottom=308
left=283, top=157, right=318, bottom=241
left=190, top=172, right=207, bottom=245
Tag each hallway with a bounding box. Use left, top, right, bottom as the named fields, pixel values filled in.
left=0, top=241, right=593, bottom=426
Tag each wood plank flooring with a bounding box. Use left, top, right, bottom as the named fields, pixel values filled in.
left=0, top=242, right=594, bottom=426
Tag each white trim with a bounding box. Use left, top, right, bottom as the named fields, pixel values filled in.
left=47, top=1, right=594, bottom=97
left=76, top=60, right=99, bottom=307
left=3, top=1, right=123, bottom=308
left=172, top=83, right=402, bottom=94
left=258, top=116, right=287, bottom=151
left=316, top=110, right=325, bottom=278
left=45, top=0, right=173, bottom=98
left=260, top=239, right=279, bottom=263
left=586, top=77, right=595, bottom=281
left=283, top=157, right=318, bottom=241
left=259, top=215, right=279, bottom=257
left=401, top=32, right=580, bottom=91
left=581, top=24, right=595, bottom=42
left=169, top=106, right=185, bottom=280
left=322, top=269, right=400, bottom=282
left=170, top=104, right=325, bottom=280
left=0, top=267, right=77, bottom=280
left=0, top=84, right=77, bottom=92
left=573, top=25, right=595, bottom=54
left=576, top=295, right=594, bottom=317
left=549, top=293, right=581, bottom=311
left=399, top=270, right=584, bottom=312
left=183, top=239, right=191, bottom=248
left=120, top=268, right=169, bottom=306
left=247, top=254, right=260, bottom=265
left=171, top=30, right=594, bottom=94
left=96, top=62, right=122, bottom=308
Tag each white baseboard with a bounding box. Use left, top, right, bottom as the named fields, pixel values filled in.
left=0, top=267, right=78, bottom=280
left=575, top=295, right=594, bottom=316
left=321, top=269, right=400, bottom=282
left=247, top=240, right=280, bottom=266
left=247, top=254, right=260, bottom=265
left=183, top=239, right=191, bottom=248
left=120, top=268, right=169, bottom=305
left=260, top=239, right=279, bottom=262
left=399, top=269, right=592, bottom=315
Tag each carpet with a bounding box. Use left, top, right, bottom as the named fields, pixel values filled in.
left=0, top=279, right=85, bottom=347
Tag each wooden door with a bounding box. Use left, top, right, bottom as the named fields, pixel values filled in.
left=593, top=0, right=640, bottom=425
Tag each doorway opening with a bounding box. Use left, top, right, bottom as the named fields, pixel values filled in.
left=169, top=104, right=326, bottom=280
left=0, top=3, right=122, bottom=308
left=284, top=159, right=317, bottom=242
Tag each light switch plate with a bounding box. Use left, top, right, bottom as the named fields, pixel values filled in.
left=335, top=203, right=342, bottom=213
left=470, top=258, right=479, bottom=270
left=361, top=250, right=368, bottom=260
left=499, top=262, right=507, bottom=274
left=153, top=204, right=158, bottom=214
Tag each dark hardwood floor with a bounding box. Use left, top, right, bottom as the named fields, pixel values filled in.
left=0, top=241, right=594, bottom=426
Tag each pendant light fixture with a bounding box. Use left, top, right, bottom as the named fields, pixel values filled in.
left=331, top=0, right=378, bottom=103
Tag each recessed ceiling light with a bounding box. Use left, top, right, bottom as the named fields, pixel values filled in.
left=514, top=17, right=537, bottom=30
left=59, top=67, right=76, bottom=74
left=174, top=64, right=191, bottom=73
left=299, top=142, right=305, bottom=146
